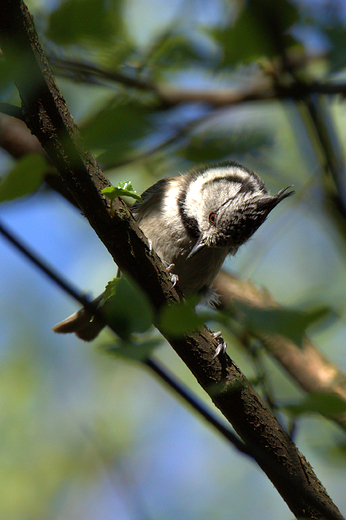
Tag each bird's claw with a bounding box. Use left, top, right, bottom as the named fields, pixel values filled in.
left=166, top=264, right=178, bottom=288
left=170, top=274, right=179, bottom=287
left=212, top=331, right=227, bottom=358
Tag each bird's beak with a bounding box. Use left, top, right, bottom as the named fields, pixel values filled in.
left=186, top=236, right=207, bottom=259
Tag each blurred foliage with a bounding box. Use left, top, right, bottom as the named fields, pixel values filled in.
left=47, top=0, right=121, bottom=46
left=232, top=302, right=333, bottom=348
left=2, top=0, right=346, bottom=518
left=214, top=0, right=300, bottom=65
left=80, top=100, right=156, bottom=164
left=285, top=391, right=346, bottom=418
left=103, top=277, right=154, bottom=339
left=0, top=154, right=49, bottom=202
left=159, top=296, right=207, bottom=337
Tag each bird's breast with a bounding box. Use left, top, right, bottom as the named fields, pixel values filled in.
left=170, top=246, right=229, bottom=295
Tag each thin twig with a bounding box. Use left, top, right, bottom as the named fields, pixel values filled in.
left=145, top=358, right=250, bottom=455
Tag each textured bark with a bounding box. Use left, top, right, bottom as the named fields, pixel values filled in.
left=0, top=2, right=344, bottom=519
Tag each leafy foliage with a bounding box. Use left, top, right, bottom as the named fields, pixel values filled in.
left=214, top=0, right=299, bottom=65
left=0, top=154, right=48, bottom=202
left=285, top=392, right=346, bottom=418
left=103, top=277, right=153, bottom=340
left=46, top=0, right=124, bottom=47
left=102, top=337, right=161, bottom=361
left=159, top=296, right=209, bottom=337
left=80, top=100, right=155, bottom=165
left=179, top=129, right=272, bottom=163
left=233, top=303, right=332, bottom=348
left=324, top=26, right=346, bottom=72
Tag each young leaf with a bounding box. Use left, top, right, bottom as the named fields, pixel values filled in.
left=102, top=181, right=142, bottom=203
left=0, top=154, right=48, bottom=203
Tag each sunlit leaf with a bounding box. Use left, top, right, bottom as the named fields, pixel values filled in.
left=0, top=154, right=48, bottom=203
left=102, top=181, right=142, bottom=203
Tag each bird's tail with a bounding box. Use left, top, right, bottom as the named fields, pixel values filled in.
left=52, top=294, right=105, bottom=341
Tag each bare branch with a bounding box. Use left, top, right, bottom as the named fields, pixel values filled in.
left=0, top=101, right=24, bottom=120
left=50, top=55, right=346, bottom=108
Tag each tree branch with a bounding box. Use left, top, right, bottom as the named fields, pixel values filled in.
left=0, top=101, right=24, bottom=120
left=0, top=2, right=344, bottom=519
left=50, top=55, right=346, bottom=108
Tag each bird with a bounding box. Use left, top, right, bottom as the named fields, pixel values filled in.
left=53, top=161, right=293, bottom=343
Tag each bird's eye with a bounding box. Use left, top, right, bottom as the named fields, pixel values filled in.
left=209, top=212, right=216, bottom=225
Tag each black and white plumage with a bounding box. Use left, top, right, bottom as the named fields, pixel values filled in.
left=53, top=162, right=293, bottom=341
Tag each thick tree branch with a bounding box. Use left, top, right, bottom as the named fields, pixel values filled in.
left=0, top=2, right=344, bottom=519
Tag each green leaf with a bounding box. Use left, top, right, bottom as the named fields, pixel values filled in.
left=147, top=32, right=208, bottom=72
left=81, top=101, right=153, bottom=164
left=324, top=26, right=346, bottom=72
left=180, top=130, right=271, bottom=163
left=159, top=297, right=209, bottom=337
left=0, top=154, right=48, bottom=203
left=46, top=0, right=122, bottom=46
left=214, top=0, right=299, bottom=65
left=285, top=392, right=346, bottom=418
left=102, top=337, right=161, bottom=361
left=0, top=58, right=19, bottom=92
left=102, top=181, right=142, bottom=203
left=103, top=277, right=153, bottom=340
left=235, top=303, right=332, bottom=348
